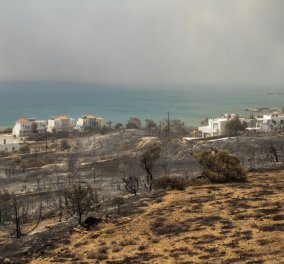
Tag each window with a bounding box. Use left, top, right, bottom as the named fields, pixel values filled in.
left=213, top=123, right=219, bottom=130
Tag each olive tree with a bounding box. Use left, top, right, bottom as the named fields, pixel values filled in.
left=140, top=143, right=161, bottom=190
left=63, top=183, right=98, bottom=225
left=0, top=191, right=42, bottom=238
left=126, top=117, right=142, bottom=129
left=225, top=117, right=247, bottom=136
left=122, top=174, right=140, bottom=195
left=196, top=148, right=247, bottom=183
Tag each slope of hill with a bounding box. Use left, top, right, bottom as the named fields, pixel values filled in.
left=26, top=171, right=284, bottom=263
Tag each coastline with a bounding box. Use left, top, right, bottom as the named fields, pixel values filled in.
left=1, top=81, right=284, bottom=128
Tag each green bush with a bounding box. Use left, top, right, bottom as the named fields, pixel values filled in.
left=153, top=176, right=189, bottom=191
left=196, top=149, right=247, bottom=183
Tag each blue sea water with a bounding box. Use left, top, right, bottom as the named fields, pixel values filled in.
left=0, top=80, right=283, bottom=128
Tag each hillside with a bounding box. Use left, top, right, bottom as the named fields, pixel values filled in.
left=30, top=171, right=284, bottom=264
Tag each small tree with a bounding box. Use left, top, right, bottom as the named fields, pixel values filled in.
left=122, top=175, right=140, bottom=195
left=0, top=191, right=42, bottom=238
left=112, top=196, right=124, bottom=214
left=140, top=143, right=161, bottom=190
left=114, top=123, right=124, bottom=130
left=126, top=117, right=142, bottom=129
left=61, top=139, right=70, bottom=151
left=196, top=149, right=247, bottom=183
left=160, top=138, right=176, bottom=177
left=225, top=117, right=247, bottom=136
left=19, top=144, right=30, bottom=154
left=144, top=119, right=157, bottom=129
left=63, top=184, right=97, bottom=225
left=67, top=153, right=78, bottom=183
left=200, top=117, right=209, bottom=126
left=144, top=119, right=158, bottom=135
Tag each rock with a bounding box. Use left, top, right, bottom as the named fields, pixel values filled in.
left=73, top=227, right=82, bottom=233
left=83, top=216, right=102, bottom=229
left=86, top=250, right=97, bottom=259
left=86, top=250, right=108, bottom=260
left=3, top=259, right=11, bottom=264
left=21, top=247, right=32, bottom=255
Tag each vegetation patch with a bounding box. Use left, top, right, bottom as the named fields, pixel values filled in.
left=153, top=176, right=189, bottom=191
left=196, top=149, right=247, bottom=183
left=260, top=223, right=284, bottom=232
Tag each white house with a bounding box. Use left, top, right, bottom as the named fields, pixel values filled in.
left=198, top=117, right=229, bottom=138
left=271, top=112, right=284, bottom=129
left=0, top=134, right=20, bottom=152
left=255, top=115, right=272, bottom=132
left=255, top=112, right=284, bottom=132
left=76, top=115, right=97, bottom=130
left=12, top=118, right=47, bottom=138
left=47, top=115, right=75, bottom=133
left=76, top=115, right=105, bottom=130
left=96, top=117, right=105, bottom=127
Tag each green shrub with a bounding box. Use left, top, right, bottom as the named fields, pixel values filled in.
left=196, top=149, right=247, bottom=183
left=153, top=176, right=189, bottom=191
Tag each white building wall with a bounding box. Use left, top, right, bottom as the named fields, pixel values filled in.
left=13, top=122, right=33, bottom=137
left=48, top=117, right=75, bottom=133
left=199, top=118, right=229, bottom=138
left=0, top=135, right=20, bottom=152
left=35, top=120, right=47, bottom=134
left=96, top=117, right=104, bottom=127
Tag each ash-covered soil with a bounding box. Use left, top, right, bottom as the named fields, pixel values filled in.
left=28, top=170, right=284, bottom=264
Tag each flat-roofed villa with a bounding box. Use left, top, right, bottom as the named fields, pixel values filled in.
left=198, top=114, right=235, bottom=138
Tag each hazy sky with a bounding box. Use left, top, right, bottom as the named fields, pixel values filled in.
left=0, top=0, right=283, bottom=87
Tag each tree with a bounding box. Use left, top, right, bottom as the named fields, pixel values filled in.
left=144, top=119, right=158, bottom=135
left=159, top=119, right=188, bottom=138
left=225, top=117, right=247, bottom=136
left=67, top=153, right=78, bottom=183
left=0, top=191, right=42, bottom=238
left=111, top=196, right=124, bottom=214
left=140, top=143, right=161, bottom=190
left=126, top=117, right=142, bottom=129
left=19, top=144, right=30, bottom=154
left=63, top=184, right=98, bottom=225
left=144, top=119, right=157, bottom=129
left=61, top=139, right=70, bottom=151
left=160, top=140, right=174, bottom=177
left=0, top=127, right=12, bottom=134
left=196, top=149, right=247, bottom=183
left=114, top=123, right=124, bottom=130
left=122, top=174, right=140, bottom=195
left=170, top=119, right=188, bottom=136
left=200, top=117, right=209, bottom=126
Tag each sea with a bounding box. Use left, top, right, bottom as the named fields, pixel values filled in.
left=0, top=80, right=283, bottom=128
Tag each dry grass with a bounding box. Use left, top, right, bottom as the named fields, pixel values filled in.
left=31, top=171, right=284, bottom=264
